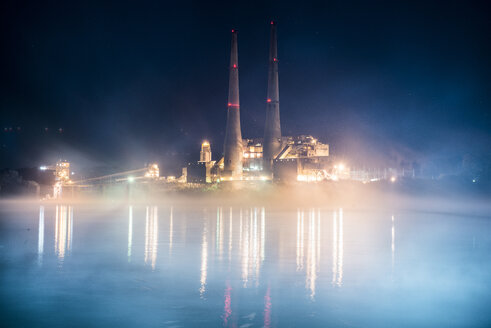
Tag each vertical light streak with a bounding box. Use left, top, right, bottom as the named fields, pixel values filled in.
left=337, top=208, right=343, bottom=286
left=145, top=206, right=149, bottom=264
left=332, top=210, right=337, bottom=285
left=58, top=206, right=66, bottom=260
left=68, top=206, right=73, bottom=252
left=239, top=209, right=243, bottom=253
left=128, top=205, right=133, bottom=262
left=200, top=218, right=208, bottom=298
left=296, top=209, right=305, bottom=271
left=38, top=206, right=44, bottom=266
left=317, top=209, right=321, bottom=265
left=261, top=207, right=265, bottom=262
left=306, top=209, right=317, bottom=300
left=169, top=207, right=174, bottom=256
left=253, top=208, right=259, bottom=284
left=145, top=206, right=159, bottom=270
left=391, top=215, right=395, bottom=275
left=297, top=209, right=301, bottom=270
left=242, top=210, right=250, bottom=287
left=55, top=205, right=69, bottom=261
left=228, top=208, right=233, bottom=265
left=217, top=207, right=223, bottom=260
left=264, top=286, right=271, bottom=328
left=222, top=282, right=232, bottom=326
left=55, top=205, right=59, bottom=253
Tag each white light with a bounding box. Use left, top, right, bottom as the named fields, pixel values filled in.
left=128, top=176, right=135, bottom=183
left=390, top=176, right=396, bottom=183
left=39, top=166, right=47, bottom=171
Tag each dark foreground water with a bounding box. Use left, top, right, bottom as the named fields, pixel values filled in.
left=0, top=203, right=490, bottom=327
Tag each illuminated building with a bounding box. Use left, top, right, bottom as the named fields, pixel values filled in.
left=188, top=141, right=216, bottom=183
left=242, top=139, right=263, bottom=173
left=199, top=141, right=212, bottom=163
left=55, top=160, right=70, bottom=182
left=144, top=163, right=159, bottom=179
left=191, top=23, right=337, bottom=183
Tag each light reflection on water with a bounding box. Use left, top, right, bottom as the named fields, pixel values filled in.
left=54, top=205, right=73, bottom=263
left=1, top=203, right=490, bottom=327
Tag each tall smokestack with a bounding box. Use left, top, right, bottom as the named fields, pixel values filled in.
left=263, top=21, right=281, bottom=173
left=223, top=29, right=243, bottom=179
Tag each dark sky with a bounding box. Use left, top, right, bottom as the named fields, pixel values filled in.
left=1, top=0, right=490, bottom=171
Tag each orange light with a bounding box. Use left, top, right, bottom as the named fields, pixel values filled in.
left=267, top=99, right=271, bottom=103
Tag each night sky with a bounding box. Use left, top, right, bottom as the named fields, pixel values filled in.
left=1, top=0, right=490, bottom=172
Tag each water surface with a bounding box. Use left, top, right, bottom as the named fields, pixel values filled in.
left=0, top=203, right=490, bottom=327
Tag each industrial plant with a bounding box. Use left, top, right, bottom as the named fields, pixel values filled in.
left=31, top=22, right=410, bottom=199
left=185, top=22, right=339, bottom=184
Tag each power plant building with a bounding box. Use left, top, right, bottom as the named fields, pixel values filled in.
left=187, top=22, right=333, bottom=183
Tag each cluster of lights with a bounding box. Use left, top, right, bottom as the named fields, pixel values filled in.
left=145, top=163, right=159, bottom=179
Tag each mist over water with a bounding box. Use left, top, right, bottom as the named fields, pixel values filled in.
left=0, top=200, right=490, bottom=327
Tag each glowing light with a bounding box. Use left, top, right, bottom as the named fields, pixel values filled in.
left=54, top=205, right=73, bottom=263
left=337, top=163, right=345, bottom=171
left=390, top=176, right=396, bottom=183
left=144, top=206, right=159, bottom=270
left=39, top=166, right=47, bottom=171
left=128, top=176, right=135, bottom=183
left=38, top=206, right=44, bottom=266
left=222, top=283, right=232, bottom=326
left=128, top=206, right=133, bottom=262
left=233, top=64, right=237, bottom=68
left=332, top=209, right=343, bottom=286
left=273, top=58, right=277, bottom=62
left=267, top=98, right=271, bottom=103
left=145, top=163, right=159, bottom=178
left=200, top=218, right=208, bottom=297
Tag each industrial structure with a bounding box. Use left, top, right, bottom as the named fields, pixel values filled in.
left=263, top=21, right=282, bottom=175
left=184, top=22, right=336, bottom=184
left=41, top=22, right=407, bottom=199
left=222, top=29, right=243, bottom=180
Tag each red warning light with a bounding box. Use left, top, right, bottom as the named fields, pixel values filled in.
left=273, top=58, right=277, bottom=62
left=271, top=21, right=274, bottom=25
left=231, top=29, right=235, bottom=33
left=233, top=64, right=237, bottom=68
left=267, top=99, right=272, bottom=103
